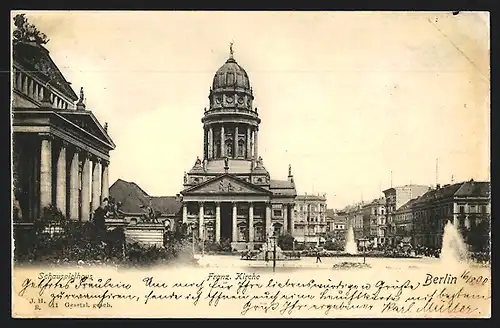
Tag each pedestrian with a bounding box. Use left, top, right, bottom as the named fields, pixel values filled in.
left=316, top=248, right=322, bottom=263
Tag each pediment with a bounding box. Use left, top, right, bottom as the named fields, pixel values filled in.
left=183, top=174, right=272, bottom=195
left=57, top=111, right=116, bottom=149
left=14, top=43, right=79, bottom=101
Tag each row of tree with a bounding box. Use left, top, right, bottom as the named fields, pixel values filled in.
left=13, top=203, right=193, bottom=266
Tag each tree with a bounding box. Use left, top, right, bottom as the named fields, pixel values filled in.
left=278, top=233, right=295, bottom=250
left=463, top=217, right=490, bottom=253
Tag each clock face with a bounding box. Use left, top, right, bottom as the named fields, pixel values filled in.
left=215, top=96, right=222, bottom=104
left=226, top=96, right=234, bottom=103
left=237, top=96, right=244, bottom=104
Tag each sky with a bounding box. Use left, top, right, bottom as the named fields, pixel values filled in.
left=13, top=11, right=490, bottom=209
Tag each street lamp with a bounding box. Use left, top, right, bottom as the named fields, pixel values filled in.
left=201, top=223, right=205, bottom=258
left=270, top=234, right=277, bottom=273
left=191, top=222, right=196, bottom=256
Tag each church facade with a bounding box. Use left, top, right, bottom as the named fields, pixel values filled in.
left=180, top=48, right=297, bottom=250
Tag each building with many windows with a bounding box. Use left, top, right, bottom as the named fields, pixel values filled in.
left=383, top=184, right=430, bottom=245
left=411, top=180, right=490, bottom=249
left=361, top=197, right=387, bottom=247
left=293, top=194, right=327, bottom=245
left=345, top=203, right=364, bottom=241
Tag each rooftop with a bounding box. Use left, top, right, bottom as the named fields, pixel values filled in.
left=109, top=179, right=181, bottom=215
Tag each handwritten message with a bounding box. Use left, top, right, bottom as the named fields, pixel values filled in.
left=12, top=267, right=491, bottom=318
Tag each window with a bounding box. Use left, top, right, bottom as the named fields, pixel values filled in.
left=205, top=205, right=215, bottom=216
left=481, top=205, right=487, bottom=213
left=273, top=210, right=282, bottom=217
left=237, top=139, right=245, bottom=157
left=254, top=205, right=264, bottom=217
left=459, top=206, right=465, bottom=214
left=237, top=204, right=248, bottom=216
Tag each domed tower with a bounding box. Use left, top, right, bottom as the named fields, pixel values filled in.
left=202, top=44, right=260, bottom=162
left=183, top=44, right=271, bottom=188
left=180, top=45, right=297, bottom=249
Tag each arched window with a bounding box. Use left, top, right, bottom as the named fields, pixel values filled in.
left=237, top=222, right=248, bottom=242
left=214, top=140, right=221, bottom=158
left=254, top=222, right=264, bottom=241
left=226, top=140, right=233, bottom=157
left=273, top=223, right=283, bottom=236
left=238, top=139, right=245, bottom=157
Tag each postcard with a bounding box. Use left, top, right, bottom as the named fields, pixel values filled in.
left=11, top=10, right=491, bottom=318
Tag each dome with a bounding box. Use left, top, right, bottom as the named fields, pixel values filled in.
left=212, top=57, right=251, bottom=91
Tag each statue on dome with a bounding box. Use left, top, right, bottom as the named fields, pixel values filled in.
left=288, top=164, right=292, bottom=176
left=256, top=156, right=263, bottom=167
left=224, top=157, right=229, bottom=168
left=183, top=171, right=187, bottom=184
left=76, top=87, right=86, bottom=109
left=229, top=41, right=234, bottom=57
left=195, top=156, right=202, bottom=166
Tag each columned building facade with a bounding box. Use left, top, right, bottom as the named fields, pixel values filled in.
left=12, top=19, right=115, bottom=224
left=180, top=48, right=297, bottom=250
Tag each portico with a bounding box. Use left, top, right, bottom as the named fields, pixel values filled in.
left=181, top=174, right=296, bottom=249
left=12, top=89, right=115, bottom=222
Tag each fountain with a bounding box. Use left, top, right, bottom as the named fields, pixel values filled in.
left=440, top=220, right=469, bottom=264
left=344, top=225, right=358, bottom=255
left=241, top=235, right=300, bottom=261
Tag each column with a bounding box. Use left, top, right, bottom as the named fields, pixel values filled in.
left=266, top=203, right=272, bottom=237
left=234, top=125, right=239, bottom=158
left=16, top=71, right=22, bottom=91
left=23, top=74, right=28, bottom=94
left=34, top=83, right=39, bottom=102
left=290, top=204, right=295, bottom=236
left=182, top=203, right=188, bottom=223
left=283, top=204, right=288, bottom=233
left=39, top=134, right=52, bottom=210
left=203, top=127, right=208, bottom=159
left=208, top=126, right=213, bottom=159
left=199, top=202, right=204, bottom=239
left=55, top=141, right=67, bottom=214
left=69, top=148, right=80, bottom=220
left=254, top=128, right=259, bottom=159
left=215, top=202, right=221, bottom=242
left=221, top=125, right=225, bottom=157
left=101, top=160, right=109, bottom=202
left=91, top=158, right=101, bottom=212
left=232, top=202, right=238, bottom=242
left=29, top=79, right=34, bottom=98
left=248, top=202, right=254, bottom=242
left=81, top=153, right=91, bottom=221
left=246, top=126, right=251, bottom=158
